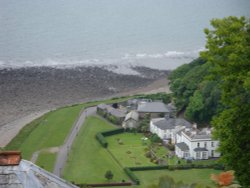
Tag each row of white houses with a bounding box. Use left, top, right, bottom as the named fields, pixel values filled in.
left=150, top=115, right=220, bottom=160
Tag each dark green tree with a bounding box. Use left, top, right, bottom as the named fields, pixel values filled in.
left=201, top=16, right=250, bottom=187
left=105, top=170, right=114, bottom=181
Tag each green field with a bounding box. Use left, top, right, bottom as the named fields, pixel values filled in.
left=36, top=152, right=57, bottom=172
left=6, top=105, right=83, bottom=160
left=5, top=96, right=132, bottom=170
left=62, top=116, right=128, bottom=184
left=106, top=133, right=153, bottom=167
left=135, top=169, right=220, bottom=187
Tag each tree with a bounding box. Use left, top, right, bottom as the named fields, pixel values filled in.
left=105, top=170, right=114, bottom=181
left=201, top=16, right=250, bottom=187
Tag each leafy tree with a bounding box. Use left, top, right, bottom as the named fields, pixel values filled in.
left=201, top=16, right=250, bottom=187
left=105, top=170, right=114, bottom=181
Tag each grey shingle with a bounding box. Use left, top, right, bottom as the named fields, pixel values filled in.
left=137, top=102, right=169, bottom=113
left=176, top=142, right=189, bottom=151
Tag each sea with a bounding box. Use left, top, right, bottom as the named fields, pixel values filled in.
left=0, top=0, right=250, bottom=72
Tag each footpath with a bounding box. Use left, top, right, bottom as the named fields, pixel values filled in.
left=53, top=106, right=96, bottom=176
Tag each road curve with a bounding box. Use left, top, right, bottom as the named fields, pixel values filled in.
left=53, top=106, right=96, bottom=176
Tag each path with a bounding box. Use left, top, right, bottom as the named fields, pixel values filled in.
left=53, top=106, right=96, bottom=177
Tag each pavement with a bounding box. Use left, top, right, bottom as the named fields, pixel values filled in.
left=53, top=106, right=96, bottom=176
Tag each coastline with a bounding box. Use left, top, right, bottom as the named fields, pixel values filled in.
left=0, top=66, right=170, bottom=147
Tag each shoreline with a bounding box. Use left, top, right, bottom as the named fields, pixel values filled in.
left=0, top=66, right=170, bottom=147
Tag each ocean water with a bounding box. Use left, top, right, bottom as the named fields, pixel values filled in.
left=0, top=0, right=250, bottom=71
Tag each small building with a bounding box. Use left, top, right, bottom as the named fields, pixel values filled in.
left=122, top=111, right=139, bottom=129
left=175, top=128, right=220, bottom=160
left=0, top=151, right=78, bottom=188
left=137, top=101, right=170, bottom=118
left=97, top=103, right=126, bottom=124
left=150, top=115, right=192, bottom=143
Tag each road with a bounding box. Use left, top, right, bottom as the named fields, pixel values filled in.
left=53, top=106, right=96, bottom=177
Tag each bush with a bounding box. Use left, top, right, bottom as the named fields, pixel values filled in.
left=129, top=165, right=168, bottom=171
left=150, top=134, right=162, bottom=143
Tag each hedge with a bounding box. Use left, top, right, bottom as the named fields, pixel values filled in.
left=96, top=133, right=108, bottom=148
left=129, top=165, right=168, bottom=171
left=75, top=182, right=132, bottom=187
left=124, top=168, right=140, bottom=185
left=101, top=128, right=125, bottom=137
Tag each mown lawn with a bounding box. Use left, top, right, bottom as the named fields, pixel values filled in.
left=7, top=105, right=83, bottom=160
left=135, top=169, right=220, bottom=187
left=62, top=116, right=128, bottom=184
left=106, top=133, right=153, bottom=167
left=36, top=152, right=57, bottom=172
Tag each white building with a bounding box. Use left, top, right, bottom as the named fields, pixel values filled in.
left=175, top=128, right=220, bottom=160
left=150, top=116, right=192, bottom=144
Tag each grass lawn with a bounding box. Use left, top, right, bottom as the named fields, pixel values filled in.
left=36, top=152, right=57, bottom=172
left=106, top=133, right=154, bottom=167
left=6, top=105, right=83, bottom=160
left=135, top=169, right=221, bottom=187
left=62, top=116, right=128, bottom=184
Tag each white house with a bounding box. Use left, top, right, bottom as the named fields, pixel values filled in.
left=122, top=111, right=139, bottom=129
left=150, top=115, right=192, bottom=143
left=175, top=128, right=220, bottom=160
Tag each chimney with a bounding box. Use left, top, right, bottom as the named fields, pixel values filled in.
left=0, top=151, right=21, bottom=166
left=192, top=123, right=197, bottom=129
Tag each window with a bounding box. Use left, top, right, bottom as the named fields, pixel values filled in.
left=197, top=142, right=200, bottom=147
left=196, top=152, right=201, bottom=159
left=211, top=150, right=214, bottom=157
left=204, top=142, right=207, bottom=148
left=202, top=152, right=207, bottom=159
left=211, top=142, right=214, bottom=147
left=184, top=152, right=189, bottom=158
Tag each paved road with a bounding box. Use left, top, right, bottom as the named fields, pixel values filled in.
left=53, top=106, right=96, bottom=177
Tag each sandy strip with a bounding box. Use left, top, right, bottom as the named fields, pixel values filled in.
left=0, top=78, right=170, bottom=148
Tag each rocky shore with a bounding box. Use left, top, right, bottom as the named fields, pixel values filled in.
left=0, top=66, right=169, bottom=128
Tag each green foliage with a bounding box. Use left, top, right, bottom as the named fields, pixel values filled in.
left=105, top=170, right=114, bottom=181
left=201, top=16, right=250, bottom=187
left=150, top=134, right=162, bottom=143
left=169, top=58, right=222, bottom=124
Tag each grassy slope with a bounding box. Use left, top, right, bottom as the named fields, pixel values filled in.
left=16, top=105, right=83, bottom=160
left=36, top=152, right=57, bottom=172
left=63, top=116, right=128, bottom=184
left=135, top=169, right=220, bottom=187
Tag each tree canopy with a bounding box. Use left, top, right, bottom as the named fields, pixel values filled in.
left=201, top=16, right=250, bottom=187
left=170, top=16, right=250, bottom=187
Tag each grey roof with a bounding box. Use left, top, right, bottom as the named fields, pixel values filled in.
left=137, top=102, right=169, bottom=113
left=152, top=117, right=192, bottom=130
left=107, top=107, right=126, bottom=118
left=176, top=142, right=189, bottom=151
left=184, top=130, right=212, bottom=140
left=124, top=111, right=139, bottom=122
left=0, top=160, right=78, bottom=188
left=194, top=147, right=208, bottom=152
left=97, top=103, right=110, bottom=110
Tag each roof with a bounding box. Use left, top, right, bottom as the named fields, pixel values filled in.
left=97, top=103, right=109, bottom=110
left=137, top=102, right=169, bottom=113
left=124, top=111, right=139, bottom=122
left=176, top=142, right=189, bottom=151
left=194, top=147, right=208, bottom=152
left=151, top=117, right=192, bottom=130
left=184, top=129, right=212, bottom=140
left=0, top=151, right=21, bottom=166
left=0, top=159, right=78, bottom=188
left=107, top=107, right=126, bottom=118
